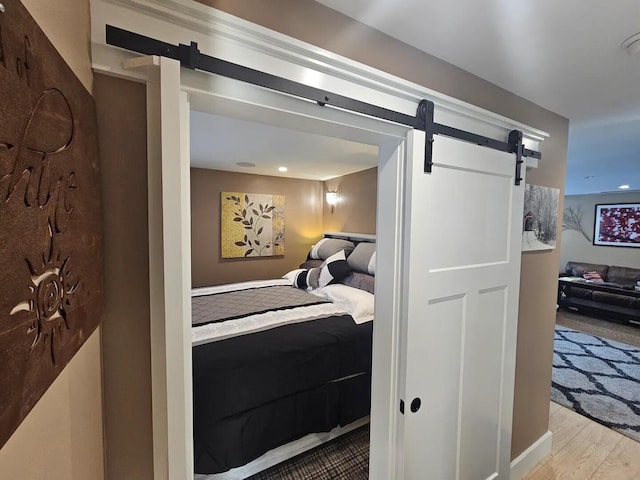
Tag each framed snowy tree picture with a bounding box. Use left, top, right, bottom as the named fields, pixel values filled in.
left=522, top=184, right=560, bottom=251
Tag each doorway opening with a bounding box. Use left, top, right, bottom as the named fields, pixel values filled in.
left=185, top=84, right=408, bottom=479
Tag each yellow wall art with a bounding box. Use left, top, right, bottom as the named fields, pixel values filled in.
left=221, top=192, right=285, bottom=258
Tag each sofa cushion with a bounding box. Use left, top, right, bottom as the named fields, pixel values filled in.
left=569, top=286, right=594, bottom=300
left=592, top=291, right=640, bottom=309
left=565, top=262, right=609, bottom=280
left=607, top=266, right=640, bottom=288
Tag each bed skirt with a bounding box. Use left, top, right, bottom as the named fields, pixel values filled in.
left=194, top=372, right=371, bottom=474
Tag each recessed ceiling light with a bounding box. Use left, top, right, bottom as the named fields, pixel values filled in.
left=278, top=166, right=288, bottom=172
left=622, top=32, right=640, bottom=57
left=236, top=162, right=256, bottom=167
left=619, top=184, right=630, bottom=189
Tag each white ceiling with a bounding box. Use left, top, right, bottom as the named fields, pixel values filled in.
left=316, top=0, right=640, bottom=195
left=190, top=111, right=378, bottom=180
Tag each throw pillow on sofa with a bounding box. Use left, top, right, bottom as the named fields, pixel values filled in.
left=583, top=271, right=604, bottom=282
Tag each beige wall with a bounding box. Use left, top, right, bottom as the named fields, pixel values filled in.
left=0, top=1, right=104, bottom=479
left=191, top=168, right=324, bottom=287
left=324, top=168, right=377, bottom=234
left=21, top=0, right=93, bottom=92
left=512, top=117, right=568, bottom=456
left=95, top=74, right=155, bottom=480
left=191, top=167, right=378, bottom=287
left=199, top=0, right=569, bottom=459
left=560, top=192, right=640, bottom=271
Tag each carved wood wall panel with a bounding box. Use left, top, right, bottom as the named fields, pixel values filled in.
left=0, top=0, right=103, bottom=448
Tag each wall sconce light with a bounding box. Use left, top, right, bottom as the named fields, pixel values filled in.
left=326, top=191, right=338, bottom=213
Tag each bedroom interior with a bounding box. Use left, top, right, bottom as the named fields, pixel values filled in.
left=189, top=110, right=379, bottom=288
left=187, top=107, right=381, bottom=478
left=1, top=1, right=579, bottom=480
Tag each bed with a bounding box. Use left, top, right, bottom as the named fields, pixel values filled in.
left=192, top=234, right=377, bottom=476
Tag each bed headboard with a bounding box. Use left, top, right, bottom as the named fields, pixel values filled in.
left=323, top=231, right=376, bottom=243
left=314, top=232, right=376, bottom=294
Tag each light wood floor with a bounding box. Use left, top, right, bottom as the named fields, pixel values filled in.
left=524, top=402, right=640, bottom=480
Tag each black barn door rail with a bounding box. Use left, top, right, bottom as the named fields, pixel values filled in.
left=105, top=25, right=541, bottom=185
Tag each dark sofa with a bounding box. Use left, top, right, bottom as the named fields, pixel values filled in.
left=558, top=261, right=640, bottom=325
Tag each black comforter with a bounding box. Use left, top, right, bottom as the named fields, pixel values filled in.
left=193, top=314, right=373, bottom=474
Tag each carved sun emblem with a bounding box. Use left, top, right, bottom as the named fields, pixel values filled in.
left=10, top=222, right=79, bottom=365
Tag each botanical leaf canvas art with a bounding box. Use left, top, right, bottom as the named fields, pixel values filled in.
left=221, top=192, right=285, bottom=258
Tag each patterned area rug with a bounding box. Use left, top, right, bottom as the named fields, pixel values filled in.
left=248, top=426, right=369, bottom=480
left=552, top=327, right=640, bottom=442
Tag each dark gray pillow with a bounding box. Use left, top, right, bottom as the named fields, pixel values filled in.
left=294, top=250, right=351, bottom=289
left=293, top=268, right=321, bottom=289
left=299, top=259, right=323, bottom=269
left=347, top=242, right=376, bottom=275
left=318, top=250, right=351, bottom=287
left=341, top=272, right=375, bottom=294
left=309, top=238, right=355, bottom=260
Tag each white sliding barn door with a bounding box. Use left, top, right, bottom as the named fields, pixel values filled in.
left=399, top=131, right=525, bottom=480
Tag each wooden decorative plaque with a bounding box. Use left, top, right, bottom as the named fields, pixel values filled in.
left=0, top=0, right=103, bottom=447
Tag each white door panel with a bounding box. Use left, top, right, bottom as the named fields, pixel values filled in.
left=425, top=141, right=514, bottom=271
left=403, top=292, right=466, bottom=480
left=401, top=132, right=525, bottom=480
left=459, top=286, right=507, bottom=480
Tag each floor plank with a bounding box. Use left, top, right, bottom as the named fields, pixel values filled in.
left=523, top=402, right=639, bottom=480
left=577, top=420, right=624, bottom=455
left=528, top=434, right=610, bottom=480
left=548, top=406, right=591, bottom=455
left=523, top=454, right=552, bottom=480
left=591, top=437, right=640, bottom=480
left=550, top=401, right=562, bottom=415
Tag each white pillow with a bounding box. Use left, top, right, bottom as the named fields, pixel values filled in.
left=317, top=284, right=374, bottom=324
left=368, top=251, right=376, bottom=275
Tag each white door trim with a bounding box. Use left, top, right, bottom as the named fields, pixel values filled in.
left=370, top=137, right=408, bottom=479
left=186, top=82, right=413, bottom=480
left=121, top=53, right=414, bottom=478
left=127, top=55, right=194, bottom=479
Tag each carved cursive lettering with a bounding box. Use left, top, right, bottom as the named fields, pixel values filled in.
left=0, top=25, right=6, bottom=69
left=15, top=35, right=31, bottom=86
left=4, top=89, right=76, bottom=233
left=52, top=172, right=77, bottom=234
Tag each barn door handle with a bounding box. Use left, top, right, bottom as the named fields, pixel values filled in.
left=400, top=397, right=422, bottom=414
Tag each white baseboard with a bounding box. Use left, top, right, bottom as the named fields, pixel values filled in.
left=510, top=431, right=553, bottom=480
left=196, top=420, right=547, bottom=480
